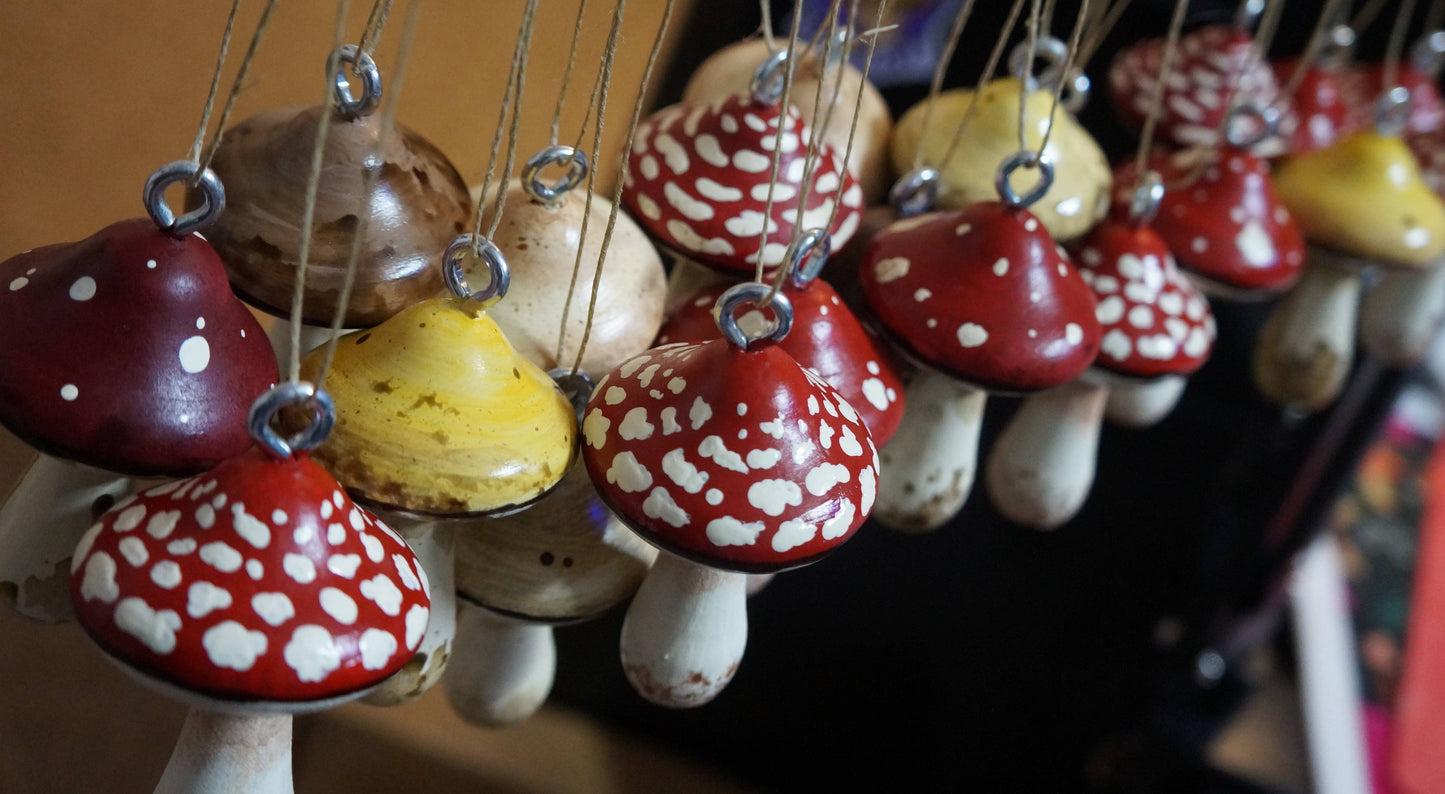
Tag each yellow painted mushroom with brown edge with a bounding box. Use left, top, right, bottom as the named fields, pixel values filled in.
left=1256, top=127, right=1445, bottom=409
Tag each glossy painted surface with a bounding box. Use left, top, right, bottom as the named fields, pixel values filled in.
left=621, top=95, right=864, bottom=273
left=581, top=340, right=877, bottom=572
left=1340, top=62, right=1445, bottom=136
left=452, top=461, right=655, bottom=623
left=0, top=219, right=277, bottom=476
left=1273, top=59, right=1356, bottom=154
left=1071, top=218, right=1215, bottom=378
left=658, top=278, right=906, bottom=445
left=1115, top=148, right=1305, bottom=292
left=69, top=447, right=430, bottom=704
left=859, top=203, right=1101, bottom=392
left=1108, top=25, right=1285, bottom=153
left=1274, top=131, right=1445, bottom=267
left=302, top=297, right=576, bottom=516
left=478, top=180, right=666, bottom=377
left=680, top=38, right=893, bottom=202
left=889, top=78, right=1111, bottom=241
left=196, top=105, right=471, bottom=327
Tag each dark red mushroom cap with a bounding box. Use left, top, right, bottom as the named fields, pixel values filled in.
left=858, top=203, right=1101, bottom=393
left=621, top=95, right=864, bottom=273
left=1113, top=149, right=1305, bottom=294
left=0, top=219, right=278, bottom=476
left=1340, top=62, right=1445, bottom=136
left=1070, top=217, right=1216, bottom=378
left=581, top=340, right=877, bottom=573
left=70, top=447, right=430, bottom=705
left=656, top=279, right=906, bottom=445
left=1272, top=58, right=1357, bottom=154
left=1108, top=25, right=1286, bottom=152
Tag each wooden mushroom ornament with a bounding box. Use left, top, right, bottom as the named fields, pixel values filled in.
left=298, top=236, right=576, bottom=703
left=476, top=161, right=666, bottom=377
left=446, top=452, right=655, bottom=726
left=860, top=155, right=1101, bottom=532
left=196, top=46, right=470, bottom=341
left=582, top=281, right=876, bottom=706
left=69, top=382, right=430, bottom=794
left=0, top=163, right=277, bottom=622
left=621, top=54, right=864, bottom=275
left=1260, top=122, right=1445, bottom=408
left=681, top=36, right=894, bottom=202
left=889, top=77, right=1111, bottom=242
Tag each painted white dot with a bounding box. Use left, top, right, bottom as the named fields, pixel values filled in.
left=284, top=625, right=342, bottom=683
left=69, top=276, right=97, bottom=301
left=196, top=317, right=206, bottom=330
left=405, top=605, right=428, bottom=651
left=246, top=559, right=263, bottom=580
left=146, top=259, right=157, bottom=269
left=283, top=553, right=317, bottom=584
left=993, top=258, right=1010, bottom=276
left=252, top=592, right=295, bottom=626
left=60, top=384, right=78, bottom=401
left=8, top=277, right=27, bottom=291
left=179, top=336, right=211, bottom=374
left=1066, top=323, right=1085, bottom=345
left=360, top=573, right=404, bottom=616
left=150, top=560, right=182, bottom=589
left=319, top=587, right=358, bottom=625
left=187, top=580, right=232, bottom=618
left=114, top=597, right=180, bottom=655
left=203, top=621, right=268, bottom=671
left=957, top=323, right=989, bottom=348
left=705, top=488, right=723, bottom=505
left=359, top=629, right=399, bottom=670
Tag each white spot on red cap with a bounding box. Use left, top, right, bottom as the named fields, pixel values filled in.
left=203, top=621, right=268, bottom=671
left=956, top=323, right=988, bottom=348
left=771, top=519, right=817, bottom=553
left=81, top=552, right=119, bottom=603
left=361, top=573, right=403, bottom=616
left=405, top=604, right=428, bottom=650
left=179, top=336, right=210, bottom=374
left=706, top=516, right=765, bottom=546
left=284, top=625, right=341, bottom=682
left=252, top=592, right=295, bottom=626
left=320, top=587, right=358, bottom=625
left=60, top=384, right=78, bottom=401
left=874, top=257, right=910, bottom=283
left=282, top=552, right=316, bottom=584
left=69, top=277, right=96, bottom=301
left=643, top=487, right=689, bottom=527
left=187, top=581, right=232, bottom=618
left=115, top=597, right=181, bottom=654
left=150, top=560, right=182, bottom=589
left=360, top=629, right=398, bottom=670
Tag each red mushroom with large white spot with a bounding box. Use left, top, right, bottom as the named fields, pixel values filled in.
left=582, top=282, right=876, bottom=707
left=69, top=384, right=428, bottom=793
left=858, top=165, right=1101, bottom=532
left=0, top=180, right=277, bottom=622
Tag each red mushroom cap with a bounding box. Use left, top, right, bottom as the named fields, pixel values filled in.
left=581, top=340, right=876, bottom=573
left=0, top=219, right=278, bottom=476
left=858, top=203, right=1101, bottom=392
left=70, top=447, right=430, bottom=706
left=1070, top=218, right=1216, bottom=378
left=1108, top=25, right=1286, bottom=152
left=1272, top=58, right=1357, bottom=154
left=1340, top=62, right=1445, bottom=136
left=1113, top=149, right=1305, bottom=294
left=621, top=96, right=864, bottom=273
left=656, top=279, right=906, bottom=445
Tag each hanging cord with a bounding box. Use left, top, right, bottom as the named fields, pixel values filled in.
left=908, top=0, right=979, bottom=173
left=193, top=0, right=283, bottom=180
left=551, top=0, right=591, bottom=145
left=751, top=0, right=808, bottom=283
left=472, top=0, right=541, bottom=246
left=1016, top=0, right=1043, bottom=154
left=1383, top=0, right=1422, bottom=94
left=1207, top=0, right=1287, bottom=145
left=357, top=0, right=396, bottom=56
left=287, top=0, right=353, bottom=384
left=1076, top=0, right=1133, bottom=67
left=1273, top=0, right=1351, bottom=105
left=552, top=0, right=626, bottom=367
left=316, top=0, right=422, bottom=388
left=1041, top=0, right=1059, bottom=36
left=1036, top=0, right=1089, bottom=157
left=1012, top=0, right=1087, bottom=165
left=935, top=0, right=1028, bottom=174
left=1133, top=0, right=1190, bottom=180
left=186, top=0, right=242, bottom=165
left=1428, top=0, right=1445, bottom=34
left=1352, top=0, right=1392, bottom=34
left=568, top=0, right=678, bottom=376
left=761, top=0, right=778, bottom=50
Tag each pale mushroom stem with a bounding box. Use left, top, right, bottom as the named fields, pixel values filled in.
left=262, top=317, right=346, bottom=372
left=1252, top=253, right=1362, bottom=411
left=363, top=521, right=456, bottom=706
left=1358, top=262, right=1445, bottom=366
left=873, top=370, right=987, bottom=533
left=744, top=573, right=775, bottom=596
left=1104, top=374, right=1187, bottom=429
left=619, top=550, right=748, bottom=708
left=0, top=452, right=137, bottom=622
left=663, top=257, right=732, bottom=320
left=443, top=601, right=556, bottom=727
left=985, top=380, right=1108, bottom=531
left=154, top=710, right=293, bottom=794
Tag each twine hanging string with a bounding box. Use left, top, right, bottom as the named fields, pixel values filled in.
left=316, top=0, right=423, bottom=388
left=1352, top=0, right=1392, bottom=36
left=184, top=0, right=282, bottom=184
left=473, top=0, right=542, bottom=247
left=908, top=0, right=979, bottom=173
left=1382, top=0, right=1423, bottom=96
left=551, top=0, right=592, bottom=145
left=1133, top=0, right=1190, bottom=181
left=762, top=0, right=777, bottom=50
left=357, top=0, right=396, bottom=56
left=1012, top=0, right=1088, bottom=170
left=568, top=0, right=678, bottom=376
left=287, top=0, right=354, bottom=384
left=1016, top=0, right=1043, bottom=154
left=934, top=0, right=1028, bottom=175
left=553, top=0, right=627, bottom=367
left=1034, top=0, right=1090, bottom=158
left=1272, top=0, right=1352, bottom=105
left=1076, top=0, right=1133, bottom=67
left=752, top=0, right=808, bottom=285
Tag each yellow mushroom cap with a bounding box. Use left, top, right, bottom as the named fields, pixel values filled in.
left=890, top=77, right=1111, bottom=242
left=302, top=297, right=576, bottom=516
left=1273, top=131, right=1445, bottom=266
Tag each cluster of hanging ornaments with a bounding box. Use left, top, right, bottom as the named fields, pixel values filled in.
left=9, top=6, right=1445, bottom=791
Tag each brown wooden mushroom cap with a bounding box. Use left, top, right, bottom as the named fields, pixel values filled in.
left=195, top=105, right=471, bottom=327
